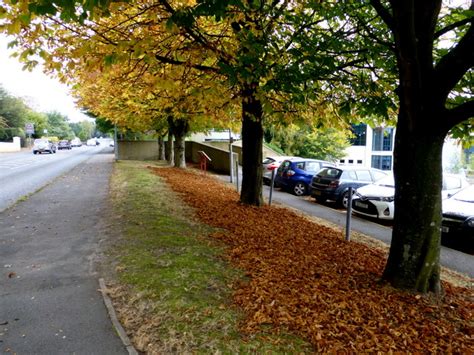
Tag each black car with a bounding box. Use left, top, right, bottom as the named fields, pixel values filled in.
left=311, top=166, right=388, bottom=208
left=441, top=185, right=474, bottom=254
left=274, top=158, right=335, bottom=196
left=57, top=140, right=72, bottom=150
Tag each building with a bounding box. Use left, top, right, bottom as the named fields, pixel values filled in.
left=340, top=124, right=395, bottom=171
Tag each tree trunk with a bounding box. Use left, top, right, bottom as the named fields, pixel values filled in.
left=240, top=83, right=264, bottom=206
left=166, top=128, right=174, bottom=166
left=383, top=123, right=445, bottom=294
left=158, top=135, right=166, bottom=160
left=171, top=118, right=189, bottom=169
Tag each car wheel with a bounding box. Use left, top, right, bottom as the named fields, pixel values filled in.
left=33, top=151, right=37, bottom=155
left=293, top=182, right=307, bottom=196
left=339, top=190, right=354, bottom=209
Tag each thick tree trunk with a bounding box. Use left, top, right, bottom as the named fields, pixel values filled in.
left=171, top=118, right=189, bottom=169
left=383, top=123, right=445, bottom=294
left=166, top=128, right=174, bottom=166
left=240, top=83, right=264, bottom=206
left=158, top=135, right=166, bottom=160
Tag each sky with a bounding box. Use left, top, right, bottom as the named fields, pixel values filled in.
left=0, top=35, right=91, bottom=123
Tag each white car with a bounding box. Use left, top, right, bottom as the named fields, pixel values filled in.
left=32, top=139, right=56, bottom=154
left=86, top=138, right=98, bottom=146
left=351, top=173, right=470, bottom=221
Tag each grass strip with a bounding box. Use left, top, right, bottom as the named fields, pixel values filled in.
left=106, top=161, right=312, bottom=354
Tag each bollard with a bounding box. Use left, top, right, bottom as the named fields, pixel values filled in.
left=345, top=187, right=353, bottom=241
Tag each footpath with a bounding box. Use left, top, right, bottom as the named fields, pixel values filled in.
left=0, top=152, right=128, bottom=354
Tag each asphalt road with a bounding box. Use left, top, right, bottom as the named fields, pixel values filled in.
left=0, top=145, right=105, bottom=212
left=221, top=175, right=473, bottom=278
left=0, top=147, right=127, bottom=354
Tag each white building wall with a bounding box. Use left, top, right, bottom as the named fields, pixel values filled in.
left=0, top=137, right=21, bottom=152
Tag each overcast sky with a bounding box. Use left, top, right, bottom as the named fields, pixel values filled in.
left=0, top=35, right=91, bottom=123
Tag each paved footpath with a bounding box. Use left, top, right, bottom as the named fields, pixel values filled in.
left=0, top=152, right=127, bottom=354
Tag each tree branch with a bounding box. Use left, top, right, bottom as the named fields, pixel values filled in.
left=445, top=100, right=474, bottom=129
left=435, top=17, right=473, bottom=39
left=154, top=54, right=219, bottom=73
left=434, top=23, right=474, bottom=100
left=369, top=0, right=395, bottom=31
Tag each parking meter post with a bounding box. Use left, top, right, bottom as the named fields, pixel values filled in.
left=345, top=187, right=353, bottom=241
left=269, top=168, right=275, bottom=206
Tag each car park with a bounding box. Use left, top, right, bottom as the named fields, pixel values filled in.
left=275, top=158, right=335, bottom=196
left=57, top=140, right=72, bottom=150
left=311, top=166, right=387, bottom=208
left=351, top=173, right=470, bottom=221
left=441, top=185, right=474, bottom=254
left=262, top=156, right=299, bottom=185
left=32, top=138, right=56, bottom=154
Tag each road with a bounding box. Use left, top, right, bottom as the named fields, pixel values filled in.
left=221, top=175, right=473, bottom=278
left=0, top=144, right=107, bottom=212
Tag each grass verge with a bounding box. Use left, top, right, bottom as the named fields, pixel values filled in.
left=104, top=161, right=312, bottom=353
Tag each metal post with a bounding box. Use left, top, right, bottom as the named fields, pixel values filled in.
left=114, top=124, right=118, bottom=160
left=235, top=159, right=239, bottom=192
left=345, top=187, right=353, bottom=241
left=268, top=169, right=275, bottom=206
left=229, top=129, right=234, bottom=183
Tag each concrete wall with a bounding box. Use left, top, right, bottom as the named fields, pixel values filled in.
left=117, top=140, right=159, bottom=160
left=185, top=141, right=238, bottom=174
left=0, top=137, right=21, bottom=152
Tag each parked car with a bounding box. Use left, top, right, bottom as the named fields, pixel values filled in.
left=70, top=138, right=82, bottom=147
left=441, top=185, right=474, bottom=254
left=57, top=140, right=72, bottom=150
left=351, top=173, right=470, bottom=221
left=275, top=158, right=336, bottom=196
left=311, top=166, right=388, bottom=207
left=32, top=139, right=56, bottom=154
left=262, top=156, right=299, bottom=185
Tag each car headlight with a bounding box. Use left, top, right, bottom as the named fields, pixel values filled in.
left=464, top=217, right=474, bottom=228
left=381, top=196, right=395, bottom=202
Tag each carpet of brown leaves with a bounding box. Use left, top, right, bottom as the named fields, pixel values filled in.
left=151, top=167, right=473, bottom=353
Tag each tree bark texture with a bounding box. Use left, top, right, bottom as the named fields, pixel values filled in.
left=158, top=135, right=166, bottom=160
left=170, top=118, right=189, bottom=169
left=166, top=128, right=174, bottom=166
left=382, top=0, right=453, bottom=294
left=240, top=84, right=264, bottom=206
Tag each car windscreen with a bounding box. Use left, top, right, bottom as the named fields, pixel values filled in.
left=34, top=139, right=47, bottom=144
left=317, top=168, right=342, bottom=178
left=452, top=186, right=474, bottom=203
left=262, top=157, right=276, bottom=164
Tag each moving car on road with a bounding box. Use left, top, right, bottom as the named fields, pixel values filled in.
left=441, top=185, right=474, bottom=254
left=70, top=137, right=82, bottom=147
left=86, top=138, right=97, bottom=146
left=351, top=173, right=469, bottom=221
left=311, top=166, right=387, bottom=208
left=275, top=158, right=335, bottom=196
left=57, top=140, right=72, bottom=150
left=32, top=139, right=56, bottom=154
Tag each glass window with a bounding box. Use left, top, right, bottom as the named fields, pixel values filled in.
left=319, top=168, right=342, bottom=178
left=357, top=160, right=363, bottom=164
left=295, top=162, right=305, bottom=170
left=348, top=159, right=354, bottom=164
left=306, top=162, right=322, bottom=172
left=350, top=124, right=367, bottom=146
left=372, top=170, right=388, bottom=181
left=340, top=159, right=345, bottom=164
left=356, top=170, right=372, bottom=181
left=372, top=127, right=393, bottom=151
left=371, top=155, right=392, bottom=170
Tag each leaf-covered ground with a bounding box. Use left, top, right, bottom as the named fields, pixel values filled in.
left=150, top=166, right=473, bottom=353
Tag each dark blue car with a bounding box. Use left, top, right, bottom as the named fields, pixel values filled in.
left=275, top=158, right=335, bottom=196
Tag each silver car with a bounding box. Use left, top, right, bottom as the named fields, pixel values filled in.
left=32, top=139, right=56, bottom=154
